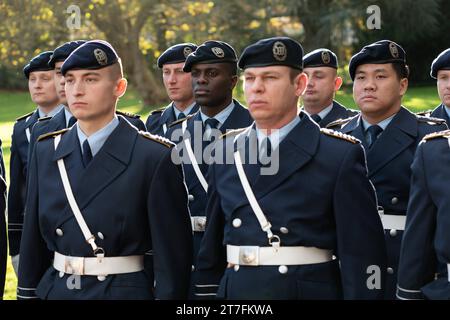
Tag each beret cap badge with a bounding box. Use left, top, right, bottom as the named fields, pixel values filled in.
left=272, top=41, right=287, bottom=61
left=183, top=47, right=193, bottom=58
left=321, top=51, right=331, bottom=64
left=389, top=42, right=399, bottom=59
left=94, top=48, right=108, bottom=66
left=211, top=47, right=225, bottom=58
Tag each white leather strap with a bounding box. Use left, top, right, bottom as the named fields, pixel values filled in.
left=191, top=216, right=206, bottom=232
left=25, top=127, right=31, bottom=143
left=233, top=150, right=275, bottom=242
left=54, top=135, right=101, bottom=255
left=53, top=252, right=144, bottom=276
left=162, top=123, right=167, bottom=135
left=184, top=138, right=208, bottom=193
left=182, top=119, right=188, bottom=134
left=380, top=214, right=406, bottom=231
left=227, top=245, right=333, bottom=266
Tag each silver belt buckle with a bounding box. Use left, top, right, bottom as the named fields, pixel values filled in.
left=239, top=246, right=259, bottom=266
left=64, top=256, right=85, bottom=275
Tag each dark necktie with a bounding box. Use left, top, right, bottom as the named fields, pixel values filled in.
left=367, top=125, right=383, bottom=148
left=259, top=137, right=272, bottom=166
left=177, top=112, right=186, bottom=120
left=205, top=118, right=220, bottom=130
left=311, top=114, right=322, bottom=123
left=82, top=140, right=93, bottom=167
left=68, top=116, right=77, bottom=128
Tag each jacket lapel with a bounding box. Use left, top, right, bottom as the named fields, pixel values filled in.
left=55, top=118, right=136, bottom=226
left=341, top=115, right=366, bottom=147
left=232, top=114, right=319, bottom=211
left=365, top=107, right=417, bottom=176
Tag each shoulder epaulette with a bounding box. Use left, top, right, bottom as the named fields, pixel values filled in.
left=37, top=116, right=52, bottom=122
left=415, top=110, right=433, bottom=117
left=417, top=116, right=447, bottom=125
left=37, top=128, right=70, bottom=142
left=325, top=117, right=353, bottom=129
left=168, top=114, right=196, bottom=128
left=150, top=107, right=166, bottom=115
left=139, top=131, right=174, bottom=148
left=422, top=130, right=450, bottom=142
left=116, top=110, right=141, bottom=119
left=320, top=128, right=360, bottom=144
left=16, top=111, right=34, bottom=121
left=219, top=128, right=247, bottom=139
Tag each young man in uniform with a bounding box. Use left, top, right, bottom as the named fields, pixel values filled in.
left=18, top=40, right=193, bottom=300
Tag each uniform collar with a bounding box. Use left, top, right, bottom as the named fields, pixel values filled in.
left=200, top=100, right=235, bottom=129
left=303, top=103, right=333, bottom=120
left=38, top=104, right=65, bottom=118
left=173, top=101, right=196, bottom=118
left=76, top=115, right=119, bottom=157
left=254, top=114, right=301, bottom=151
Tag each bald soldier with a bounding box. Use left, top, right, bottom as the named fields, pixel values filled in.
left=18, top=40, right=192, bottom=300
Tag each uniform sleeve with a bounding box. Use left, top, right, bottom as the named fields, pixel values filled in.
left=147, top=147, right=193, bottom=299
left=334, top=143, right=387, bottom=300
left=17, top=142, right=53, bottom=300
left=193, top=162, right=227, bottom=300
left=397, top=143, right=437, bottom=300
left=7, top=125, right=26, bottom=256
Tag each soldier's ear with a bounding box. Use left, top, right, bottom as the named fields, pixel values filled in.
left=296, top=73, right=308, bottom=97
left=399, top=77, right=408, bottom=96
left=115, top=78, right=128, bottom=98
left=230, top=75, right=238, bottom=90
left=334, top=76, right=343, bottom=92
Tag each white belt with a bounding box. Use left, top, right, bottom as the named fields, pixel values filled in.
left=448, top=264, right=450, bottom=283
left=53, top=252, right=144, bottom=276
left=191, top=216, right=206, bottom=232
left=226, top=245, right=333, bottom=266
left=379, top=214, right=406, bottom=230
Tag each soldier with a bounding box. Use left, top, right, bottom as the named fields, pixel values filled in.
left=0, top=139, right=6, bottom=299
left=29, top=41, right=145, bottom=162
left=193, top=37, right=387, bottom=300
left=302, top=49, right=358, bottom=127
left=167, top=40, right=253, bottom=295
left=146, top=43, right=199, bottom=135
left=17, top=40, right=193, bottom=300
left=397, top=129, right=450, bottom=300
left=429, top=48, right=450, bottom=124
left=8, top=51, right=64, bottom=275
left=332, top=40, right=447, bottom=299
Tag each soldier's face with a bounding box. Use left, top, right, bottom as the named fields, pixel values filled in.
left=191, top=63, right=237, bottom=108
left=244, top=66, right=307, bottom=129
left=353, top=63, right=408, bottom=118
left=64, top=67, right=127, bottom=123
left=28, top=70, right=59, bottom=108
left=302, top=67, right=342, bottom=109
left=437, top=70, right=450, bottom=107
left=162, top=62, right=194, bottom=106
left=54, top=61, right=67, bottom=105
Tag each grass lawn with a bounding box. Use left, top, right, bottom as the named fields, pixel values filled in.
left=0, top=85, right=441, bottom=300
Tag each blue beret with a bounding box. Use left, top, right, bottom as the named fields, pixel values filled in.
left=48, top=40, right=87, bottom=68
left=238, top=37, right=304, bottom=70
left=61, top=40, right=119, bottom=76
left=430, top=48, right=450, bottom=79
left=183, top=40, right=237, bottom=72
left=23, top=51, right=54, bottom=79
left=303, top=48, right=338, bottom=69
left=157, top=43, right=198, bottom=68
left=349, top=40, right=406, bottom=81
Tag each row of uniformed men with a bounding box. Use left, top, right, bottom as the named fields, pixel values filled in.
left=0, top=35, right=449, bottom=299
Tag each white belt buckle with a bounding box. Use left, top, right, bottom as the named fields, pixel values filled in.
left=192, top=217, right=206, bottom=232
left=64, top=256, right=85, bottom=275
left=239, top=246, right=259, bottom=266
